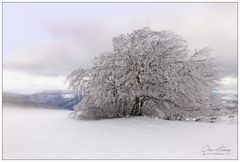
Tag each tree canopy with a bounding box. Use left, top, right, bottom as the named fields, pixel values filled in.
left=67, top=28, right=221, bottom=120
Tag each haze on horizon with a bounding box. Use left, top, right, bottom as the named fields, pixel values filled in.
left=3, top=3, right=237, bottom=94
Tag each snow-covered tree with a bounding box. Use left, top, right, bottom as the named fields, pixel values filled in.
left=67, top=28, right=222, bottom=120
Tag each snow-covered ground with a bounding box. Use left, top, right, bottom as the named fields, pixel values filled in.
left=3, top=106, right=237, bottom=159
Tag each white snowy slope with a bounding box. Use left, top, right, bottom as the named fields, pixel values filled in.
left=3, top=106, right=237, bottom=159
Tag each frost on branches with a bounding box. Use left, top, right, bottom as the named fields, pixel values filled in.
left=67, top=28, right=222, bottom=120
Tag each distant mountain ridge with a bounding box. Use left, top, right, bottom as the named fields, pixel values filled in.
left=212, top=92, right=238, bottom=109
left=3, top=90, right=237, bottom=110
left=3, top=90, right=82, bottom=110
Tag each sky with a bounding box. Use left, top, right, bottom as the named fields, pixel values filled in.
left=3, top=3, right=237, bottom=94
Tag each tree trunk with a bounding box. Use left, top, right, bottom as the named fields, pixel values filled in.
left=130, top=97, right=143, bottom=116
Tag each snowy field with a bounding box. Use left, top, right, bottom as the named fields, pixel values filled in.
left=3, top=106, right=237, bottom=159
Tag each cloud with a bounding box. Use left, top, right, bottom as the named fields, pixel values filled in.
left=3, top=3, right=237, bottom=93
left=217, top=76, right=237, bottom=94
left=4, top=22, right=116, bottom=76
left=4, top=3, right=237, bottom=77
left=4, top=43, right=92, bottom=76
left=3, top=70, right=68, bottom=94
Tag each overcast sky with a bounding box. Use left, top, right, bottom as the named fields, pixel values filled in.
left=3, top=3, right=237, bottom=94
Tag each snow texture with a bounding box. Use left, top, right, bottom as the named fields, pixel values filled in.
left=3, top=106, right=237, bottom=159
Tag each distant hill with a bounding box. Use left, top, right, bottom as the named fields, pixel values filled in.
left=213, top=92, right=238, bottom=109
left=3, top=90, right=82, bottom=110
left=3, top=90, right=237, bottom=111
